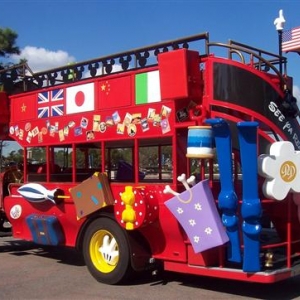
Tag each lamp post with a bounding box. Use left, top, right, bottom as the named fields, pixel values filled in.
left=278, top=29, right=283, bottom=75
left=274, top=9, right=285, bottom=75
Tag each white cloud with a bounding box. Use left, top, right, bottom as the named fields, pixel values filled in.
left=10, top=46, right=124, bottom=77
left=11, top=46, right=75, bottom=73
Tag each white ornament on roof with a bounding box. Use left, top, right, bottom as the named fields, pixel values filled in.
left=274, top=9, right=285, bottom=31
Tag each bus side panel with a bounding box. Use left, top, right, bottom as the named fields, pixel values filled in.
left=4, top=183, right=83, bottom=247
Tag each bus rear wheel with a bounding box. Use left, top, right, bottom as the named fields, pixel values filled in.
left=82, top=217, right=132, bottom=285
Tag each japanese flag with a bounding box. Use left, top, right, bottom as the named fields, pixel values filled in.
left=66, top=83, right=94, bottom=114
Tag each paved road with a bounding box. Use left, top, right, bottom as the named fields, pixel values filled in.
left=1, top=233, right=300, bottom=300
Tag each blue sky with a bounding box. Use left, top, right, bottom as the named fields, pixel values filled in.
left=1, top=0, right=300, bottom=82
left=1, top=0, right=300, bottom=154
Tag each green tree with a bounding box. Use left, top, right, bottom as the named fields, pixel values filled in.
left=0, top=27, right=20, bottom=66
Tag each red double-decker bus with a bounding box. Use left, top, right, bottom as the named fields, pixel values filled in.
left=1, top=32, right=300, bottom=284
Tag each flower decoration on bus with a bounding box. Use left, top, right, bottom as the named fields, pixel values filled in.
left=258, top=141, right=300, bottom=201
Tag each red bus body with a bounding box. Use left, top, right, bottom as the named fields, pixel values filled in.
left=1, top=33, right=300, bottom=284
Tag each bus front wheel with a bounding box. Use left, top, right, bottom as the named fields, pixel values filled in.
left=82, top=217, right=132, bottom=285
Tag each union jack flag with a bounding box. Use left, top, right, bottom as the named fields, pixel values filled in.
left=38, top=89, right=64, bottom=118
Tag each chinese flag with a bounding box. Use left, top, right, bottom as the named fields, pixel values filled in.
left=98, top=75, right=132, bottom=109
left=11, top=93, right=36, bottom=122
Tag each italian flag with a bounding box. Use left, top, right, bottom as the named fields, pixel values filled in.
left=135, top=70, right=161, bottom=104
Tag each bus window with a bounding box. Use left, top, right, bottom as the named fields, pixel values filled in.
left=105, top=140, right=134, bottom=182
left=53, top=146, right=71, bottom=171
left=75, top=143, right=101, bottom=169
left=74, top=143, right=101, bottom=181
left=139, top=138, right=173, bottom=182
left=26, top=146, right=47, bottom=181
left=87, top=146, right=102, bottom=170
left=26, top=143, right=102, bottom=183
left=49, top=145, right=71, bottom=182
left=27, top=146, right=46, bottom=169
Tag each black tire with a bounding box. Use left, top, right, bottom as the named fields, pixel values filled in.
left=82, top=217, right=132, bottom=285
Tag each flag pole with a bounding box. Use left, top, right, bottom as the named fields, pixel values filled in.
left=274, top=9, right=285, bottom=75
left=278, top=29, right=283, bottom=75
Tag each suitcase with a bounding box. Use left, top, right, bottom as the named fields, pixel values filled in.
left=26, top=214, right=65, bottom=246
left=70, top=172, right=115, bottom=219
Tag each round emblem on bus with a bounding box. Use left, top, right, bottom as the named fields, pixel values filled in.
left=10, top=204, right=22, bottom=219
left=280, top=161, right=297, bottom=183
left=25, top=122, right=31, bottom=131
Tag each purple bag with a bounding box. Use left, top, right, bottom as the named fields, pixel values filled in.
left=165, top=179, right=229, bottom=253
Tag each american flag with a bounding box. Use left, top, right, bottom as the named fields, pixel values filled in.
left=38, top=89, right=64, bottom=118
left=282, top=26, right=300, bottom=52
left=164, top=180, right=228, bottom=253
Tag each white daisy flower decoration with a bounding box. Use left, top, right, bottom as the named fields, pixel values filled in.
left=258, top=141, right=300, bottom=201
